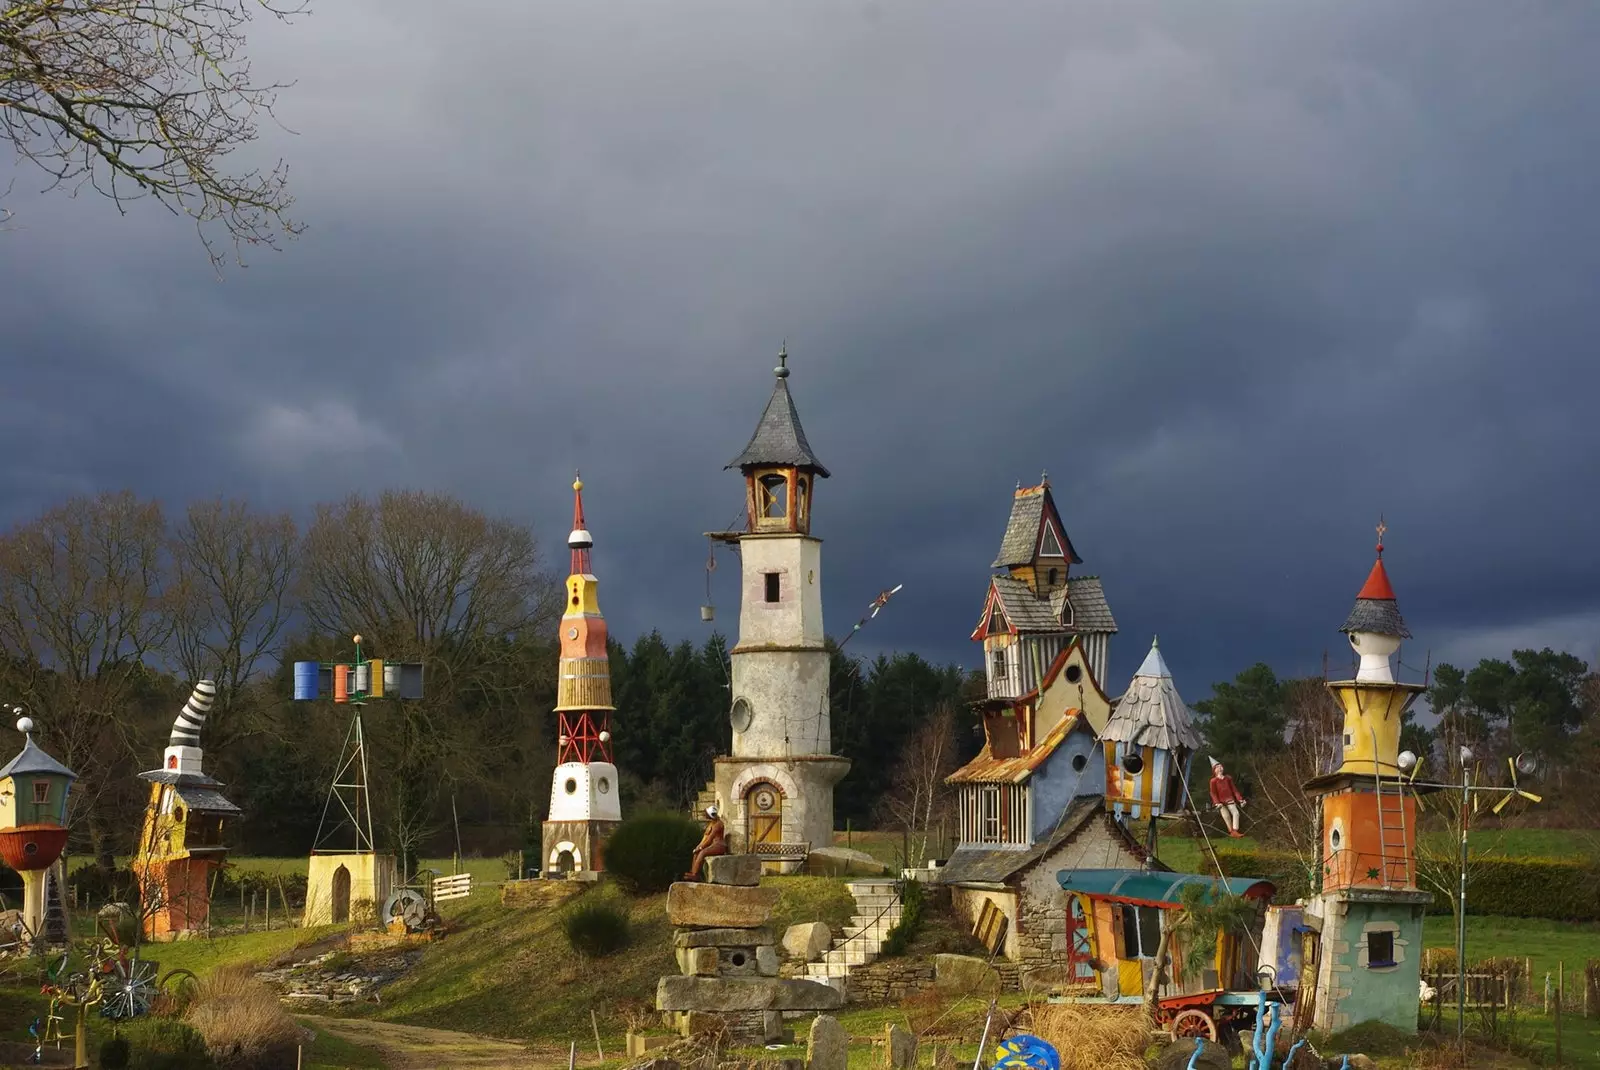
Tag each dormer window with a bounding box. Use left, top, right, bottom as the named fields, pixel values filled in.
left=1046, top=567, right=1059, bottom=586
left=759, top=474, right=788, bottom=518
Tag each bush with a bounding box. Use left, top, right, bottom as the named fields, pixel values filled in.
left=603, top=812, right=705, bottom=895
left=879, top=878, right=925, bottom=957
left=562, top=898, right=632, bottom=957
left=100, top=1034, right=132, bottom=1069
left=184, top=964, right=301, bottom=1070
left=121, top=1018, right=215, bottom=1070
left=1213, top=847, right=1600, bottom=921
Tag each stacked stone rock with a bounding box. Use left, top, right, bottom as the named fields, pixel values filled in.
left=656, top=855, right=843, bottom=1045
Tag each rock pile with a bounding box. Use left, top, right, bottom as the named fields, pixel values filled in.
left=255, top=949, right=419, bottom=1005
left=656, top=855, right=843, bottom=1044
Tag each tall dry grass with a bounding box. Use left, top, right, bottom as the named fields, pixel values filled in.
left=184, top=964, right=301, bottom=1070
left=1027, top=1004, right=1149, bottom=1070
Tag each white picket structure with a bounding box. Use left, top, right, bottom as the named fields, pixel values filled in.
left=432, top=873, right=473, bottom=902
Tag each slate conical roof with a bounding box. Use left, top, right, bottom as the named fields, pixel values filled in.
left=0, top=733, right=76, bottom=781
left=725, top=348, right=830, bottom=477
left=1339, top=554, right=1411, bottom=639
left=1102, top=637, right=1201, bottom=751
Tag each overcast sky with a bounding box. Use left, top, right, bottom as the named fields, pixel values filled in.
left=3, top=0, right=1598, bottom=700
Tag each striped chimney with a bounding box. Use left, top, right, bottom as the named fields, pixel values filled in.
left=170, top=680, right=218, bottom=749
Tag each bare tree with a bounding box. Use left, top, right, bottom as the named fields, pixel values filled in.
left=297, top=490, right=560, bottom=876
left=877, top=702, right=959, bottom=868
left=0, top=491, right=169, bottom=858
left=1247, top=677, right=1342, bottom=870
left=166, top=497, right=296, bottom=746
left=1, top=0, right=307, bottom=263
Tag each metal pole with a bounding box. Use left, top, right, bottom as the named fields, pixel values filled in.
left=1456, top=765, right=1469, bottom=1048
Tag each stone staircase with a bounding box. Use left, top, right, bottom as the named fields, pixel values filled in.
left=692, top=780, right=718, bottom=818
left=803, top=879, right=902, bottom=991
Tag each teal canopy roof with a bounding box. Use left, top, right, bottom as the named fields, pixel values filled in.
left=1056, top=868, right=1273, bottom=907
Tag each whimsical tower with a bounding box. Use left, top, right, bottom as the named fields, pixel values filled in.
left=709, top=347, right=848, bottom=871
left=1300, top=523, right=1432, bottom=1034
left=133, top=681, right=242, bottom=939
left=1101, top=637, right=1201, bottom=847
left=0, top=714, right=76, bottom=949
left=542, top=474, right=622, bottom=877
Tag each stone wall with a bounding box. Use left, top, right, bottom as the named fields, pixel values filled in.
left=500, top=878, right=587, bottom=909
left=1015, top=815, right=1144, bottom=970
left=845, top=959, right=936, bottom=1004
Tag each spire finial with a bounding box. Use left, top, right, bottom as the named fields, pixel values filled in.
left=1040, top=469, right=1049, bottom=487
left=1151, top=634, right=1159, bottom=648
left=1376, top=515, right=1387, bottom=555
left=573, top=469, right=583, bottom=493
left=775, top=342, right=789, bottom=379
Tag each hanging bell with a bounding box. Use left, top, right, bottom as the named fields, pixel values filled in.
left=700, top=605, right=715, bottom=622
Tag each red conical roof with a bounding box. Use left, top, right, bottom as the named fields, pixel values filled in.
left=1357, top=556, right=1396, bottom=601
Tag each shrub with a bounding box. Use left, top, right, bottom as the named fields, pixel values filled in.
left=184, top=964, right=301, bottom=1070
left=879, top=878, right=925, bottom=957
left=603, top=812, right=705, bottom=895
left=562, top=898, right=632, bottom=957
left=100, top=1034, right=132, bottom=1069
left=121, top=1017, right=215, bottom=1070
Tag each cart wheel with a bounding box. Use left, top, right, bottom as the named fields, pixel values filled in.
left=1170, top=1008, right=1218, bottom=1042
left=161, top=969, right=199, bottom=1001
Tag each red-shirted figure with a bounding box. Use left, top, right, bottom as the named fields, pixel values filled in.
left=685, top=805, right=728, bottom=880
left=1208, top=758, right=1247, bottom=837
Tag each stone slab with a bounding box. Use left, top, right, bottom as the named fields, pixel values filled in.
left=667, top=882, right=779, bottom=929
left=756, top=944, right=781, bottom=977
left=807, top=1014, right=848, bottom=1070
left=674, top=926, right=774, bottom=948
left=802, top=846, right=890, bottom=877
left=886, top=1023, right=918, bottom=1068
left=656, top=976, right=845, bottom=1012
left=704, top=854, right=763, bottom=886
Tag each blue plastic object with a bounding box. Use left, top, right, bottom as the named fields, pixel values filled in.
left=992, top=1034, right=1061, bottom=1070
left=1186, top=1037, right=1206, bottom=1070
left=292, top=661, right=320, bottom=700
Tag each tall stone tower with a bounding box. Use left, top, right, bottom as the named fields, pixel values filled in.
left=1300, top=526, right=1432, bottom=1034
left=542, top=474, right=622, bottom=876
left=711, top=347, right=848, bottom=872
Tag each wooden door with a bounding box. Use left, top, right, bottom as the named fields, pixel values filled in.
left=746, top=784, right=782, bottom=845
left=331, top=865, right=351, bottom=924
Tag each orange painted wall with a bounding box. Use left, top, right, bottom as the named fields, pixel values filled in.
left=138, top=857, right=217, bottom=938
left=1322, top=788, right=1416, bottom=889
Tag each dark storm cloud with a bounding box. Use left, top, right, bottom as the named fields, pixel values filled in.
left=2, top=0, right=1599, bottom=699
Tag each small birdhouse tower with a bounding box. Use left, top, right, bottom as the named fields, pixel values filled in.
left=133, top=681, right=242, bottom=939
left=1101, top=637, right=1201, bottom=846
left=0, top=714, right=76, bottom=947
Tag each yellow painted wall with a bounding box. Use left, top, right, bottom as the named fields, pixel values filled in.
left=1036, top=644, right=1111, bottom=737
left=1328, top=682, right=1416, bottom=776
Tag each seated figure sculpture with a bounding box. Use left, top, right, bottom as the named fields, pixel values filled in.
left=684, top=805, right=727, bottom=880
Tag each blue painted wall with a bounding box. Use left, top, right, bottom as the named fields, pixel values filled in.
left=1031, top=720, right=1104, bottom=841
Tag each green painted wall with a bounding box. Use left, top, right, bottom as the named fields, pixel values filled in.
left=1324, top=898, right=1426, bottom=1034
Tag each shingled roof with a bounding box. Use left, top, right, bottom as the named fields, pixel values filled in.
left=725, top=352, right=830, bottom=476
left=0, top=735, right=75, bottom=781
left=1064, top=577, right=1117, bottom=633
left=991, top=575, right=1063, bottom=632
left=937, top=796, right=1158, bottom=885
left=991, top=482, right=1082, bottom=568
left=1103, top=638, right=1201, bottom=751
left=1340, top=557, right=1410, bottom=638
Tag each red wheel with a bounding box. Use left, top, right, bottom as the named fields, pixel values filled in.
left=1171, top=1008, right=1218, bottom=1041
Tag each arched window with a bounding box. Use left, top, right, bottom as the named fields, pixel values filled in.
left=759, top=474, right=788, bottom=518
left=795, top=477, right=808, bottom=525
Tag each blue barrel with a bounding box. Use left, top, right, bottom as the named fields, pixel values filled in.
left=293, top=661, right=321, bottom=701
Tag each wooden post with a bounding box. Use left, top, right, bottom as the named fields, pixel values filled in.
left=73, top=1007, right=87, bottom=1069
left=1556, top=961, right=1564, bottom=1066
left=567, top=1040, right=576, bottom=1070
left=590, top=1009, right=604, bottom=1061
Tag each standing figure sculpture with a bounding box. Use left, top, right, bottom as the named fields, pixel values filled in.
left=684, top=805, right=727, bottom=880
left=1208, top=758, right=1247, bottom=837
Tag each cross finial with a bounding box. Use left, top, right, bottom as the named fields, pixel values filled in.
left=1040, top=469, right=1049, bottom=487
left=775, top=342, right=789, bottom=378
left=1376, top=515, right=1387, bottom=554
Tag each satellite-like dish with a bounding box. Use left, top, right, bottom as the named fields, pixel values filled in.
left=598, top=730, right=611, bottom=743
left=1398, top=750, right=1417, bottom=771
left=16, top=715, right=34, bottom=734
left=1458, top=745, right=1475, bottom=765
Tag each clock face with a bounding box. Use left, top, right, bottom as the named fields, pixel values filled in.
left=567, top=626, right=579, bottom=640
left=754, top=788, right=777, bottom=812
left=730, top=698, right=753, bottom=732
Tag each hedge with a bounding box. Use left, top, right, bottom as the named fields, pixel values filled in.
left=1211, top=847, right=1600, bottom=922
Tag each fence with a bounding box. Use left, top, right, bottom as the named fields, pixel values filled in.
left=432, top=873, right=473, bottom=902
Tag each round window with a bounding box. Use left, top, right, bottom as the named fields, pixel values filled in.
left=730, top=951, right=747, bottom=967
left=568, top=626, right=579, bottom=640
left=597, top=777, right=611, bottom=794
left=730, top=698, right=753, bottom=732
left=754, top=788, right=777, bottom=812
left=174, top=807, right=185, bottom=823
left=1330, top=828, right=1342, bottom=850
left=564, top=778, right=578, bottom=795
left=1071, top=754, right=1088, bottom=773
left=1122, top=753, right=1145, bottom=775
left=24, top=841, right=38, bottom=855
left=1065, top=664, right=1083, bottom=684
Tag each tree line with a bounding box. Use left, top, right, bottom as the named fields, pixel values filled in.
left=0, top=489, right=976, bottom=877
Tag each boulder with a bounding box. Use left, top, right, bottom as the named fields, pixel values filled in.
left=803, top=846, right=890, bottom=877
left=668, top=882, right=779, bottom=929
left=681, top=946, right=718, bottom=977
left=782, top=922, right=833, bottom=962
left=885, top=1023, right=917, bottom=1068
left=806, top=1014, right=848, bottom=1070
left=675, top=926, right=774, bottom=948
left=933, top=953, right=1000, bottom=995
left=704, top=854, right=763, bottom=887
left=656, top=976, right=845, bottom=1012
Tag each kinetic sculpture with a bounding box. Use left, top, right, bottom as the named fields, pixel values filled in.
left=1206, top=758, right=1247, bottom=838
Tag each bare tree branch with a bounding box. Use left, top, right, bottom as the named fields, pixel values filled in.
left=0, top=0, right=308, bottom=266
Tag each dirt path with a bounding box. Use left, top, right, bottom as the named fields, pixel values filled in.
left=301, top=1014, right=570, bottom=1069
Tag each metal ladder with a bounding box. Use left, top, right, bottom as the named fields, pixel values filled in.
left=1370, top=727, right=1411, bottom=888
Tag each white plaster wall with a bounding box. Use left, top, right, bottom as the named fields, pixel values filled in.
left=730, top=649, right=832, bottom=756
left=736, top=536, right=824, bottom=647
left=548, top=761, right=621, bottom=822
left=950, top=886, right=1021, bottom=960
left=714, top=756, right=847, bottom=852
left=304, top=852, right=396, bottom=926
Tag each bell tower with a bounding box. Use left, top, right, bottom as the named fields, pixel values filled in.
left=542, top=475, right=622, bottom=877
left=710, top=347, right=848, bottom=871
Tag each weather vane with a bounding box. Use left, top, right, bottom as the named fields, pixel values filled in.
left=1375, top=515, right=1387, bottom=553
